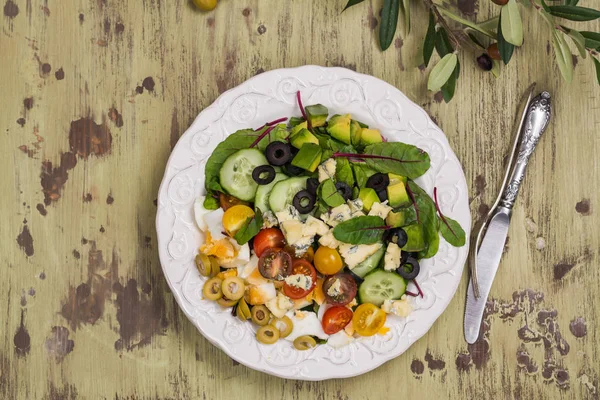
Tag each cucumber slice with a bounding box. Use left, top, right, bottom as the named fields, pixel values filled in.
left=254, top=173, right=289, bottom=212
left=219, top=149, right=268, bottom=201
left=352, top=247, right=385, bottom=278
left=268, top=177, right=309, bottom=213
left=358, top=270, right=406, bottom=307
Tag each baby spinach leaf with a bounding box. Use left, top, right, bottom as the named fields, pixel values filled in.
left=336, top=158, right=355, bottom=188
left=352, top=163, right=377, bottom=188
left=361, top=142, right=431, bottom=179
left=319, top=179, right=345, bottom=207
left=234, top=209, right=264, bottom=245
left=204, top=129, right=258, bottom=193
left=333, top=216, right=387, bottom=244
left=439, top=216, right=466, bottom=247
left=407, top=181, right=439, bottom=259
left=203, top=196, right=219, bottom=210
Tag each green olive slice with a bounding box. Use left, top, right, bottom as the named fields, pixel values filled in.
left=203, top=277, right=223, bottom=301
left=256, top=325, right=280, bottom=345
left=251, top=305, right=271, bottom=326
left=272, top=316, right=293, bottom=338
left=217, top=297, right=237, bottom=307
left=222, top=277, right=245, bottom=301
left=195, top=253, right=213, bottom=277
left=293, top=335, right=317, bottom=351
left=209, top=256, right=221, bottom=277
left=236, top=298, right=251, bottom=321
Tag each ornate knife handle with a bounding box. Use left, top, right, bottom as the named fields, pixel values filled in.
left=499, top=92, right=552, bottom=209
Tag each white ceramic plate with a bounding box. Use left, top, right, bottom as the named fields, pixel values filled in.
left=156, top=66, right=471, bottom=380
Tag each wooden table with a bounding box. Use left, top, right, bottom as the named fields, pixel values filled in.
left=2, top=0, right=599, bottom=398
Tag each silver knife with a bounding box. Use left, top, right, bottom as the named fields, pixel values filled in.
left=464, top=91, right=552, bottom=344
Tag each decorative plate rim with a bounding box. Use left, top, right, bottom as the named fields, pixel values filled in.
left=156, top=65, right=471, bottom=380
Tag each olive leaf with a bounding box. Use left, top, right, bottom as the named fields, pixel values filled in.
left=563, top=27, right=587, bottom=58
left=581, top=31, right=600, bottom=51
left=435, top=28, right=454, bottom=57
left=552, top=30, right=574, bottom=83
left=343, top=0, right=365, bottom=11
left=501, top=0, right=524, bottom=46
left=423, top=12, right=436, bottom=67
left=540, top=0, right=550, bottom=12
left=491, top=59, right=501, bottom=78
left=593, top=58, right=600, bottom=85
left=497, top=15, right=515, bottom=65
left=441, top=59, right=460, bottom=103
left=477, top=16, right=499, bottom=35
left=539, top=9, right=555, bottom=29
left=332, top=216, right=387, bottom=244
left=427, top=53, right=458, bottom=92
left=438, top=8, right=496, bottom=39
left=566, top=0, right=580, bottom=5
left=400, top=0, right=411, bottom=36
left=234, top=209, right=264, bottom=245
left=380, top=0, right=400, bottom=51
left=548, top=5, right=600, bottom=22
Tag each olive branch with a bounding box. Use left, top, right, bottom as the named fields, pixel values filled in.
left=343, top=0, right=600, bottom=102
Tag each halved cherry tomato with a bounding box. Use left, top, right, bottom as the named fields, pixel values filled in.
left=219, top=192, right=250, bottom=211
left=322, top=273, right=357, bottom=306
left=313, top=246, right=343, bottom=275
left=283, top=259, right=317, bottom=299
left=222, top=205, right=254, bottom=236
left=322, top=306, right=353, bottom=334
left=352, top=303, right=386, bottom=337
left=258, top=248, right=292, bottom=281
left=253, top=228, right=286, bottom=258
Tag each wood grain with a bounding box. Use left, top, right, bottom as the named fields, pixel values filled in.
left=1, top=0, right=599, bottom=398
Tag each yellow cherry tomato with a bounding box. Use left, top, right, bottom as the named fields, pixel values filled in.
left=222, top=205, right=255, bottom=236
left=352, top=303, right=387, bottom=337
left=313, top=246, right=343, bottom=275
left=192, top=0, right=217, bottom=11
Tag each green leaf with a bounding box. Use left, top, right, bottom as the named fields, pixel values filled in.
left=581, top=31, right=600, bottom=50
left=203, top=196, right=219, bottom=210
left=552, top=30, right=574, bottom=83
left=400, top=0, right=411, bottom=36
left=361, top=142, right=431, bottom=179
left=566, top=0, right=580, bottom=5
left=497, top=15, right=515, bottom=65
left=540, top=0, right=550, bottom=12
left=491, top=59, right=501, bottom=78
left=439, top=216, right=466, bottom=247
left=234, top=209, right=264, bottom=245
left=204, top=129, right=259, bottom=193
left=288, top=116, right=305, bottom=128
left=351, top=163, right=377, bottom=188
left=539, top=9, right=555, bottom=29
left=423, top=12, right=436, bottom=67
left=477, top=16, right=499, bottom=35
left=319, top=179, right=345, bottom=207
left=343, top=0, right=365, bottom=11
left=332, top=216, right=386, bottom=244
left=336, top=158, right=355, bottom=188
left=380, top=0, right=400, bottom=51
left=565, top=28, right=587, bottom=58
left=438, top=8, right=496, bottom=38
left=407, top=182, right=439, bottom=259
left=427, top=53, right=458, bottom=92
left=548, top=5, right=600, bottom=21
left=593, top=57, right=600, bottom=85
left=256, top=124, right=289, bottom=152
left=435, top=28, right=454, bottom=57
left=441, top=59, right=460, bottom=103
left=501, top=0, right=524, bottom=46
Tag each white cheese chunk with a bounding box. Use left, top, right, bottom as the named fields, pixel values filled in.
left=262, top=210, right=278, bottom=228
left=368, top=201, right=393, bottom=220
left=291, top=235, right=314, bottom=257
left=303, top=215, right=329, bottom=237
left=339, top=243, right=383, bottom=269
left=326, top=204, right=352, bottom=227
left=285, top=274, right=313, bottom=290
left=384, top=243, right=401, bottom=271
left=280, top=220, right=305, bottom=243
left=327, top=278, right=342, bottom=297
left=275, top=205, right=300, bottom=223
left=318, top=158, right=337, bottom=183
left=347, top=199, right=365, bottom=217
left=266, top=292, right=294, bottom=319
left=318, top=230, right=340, bottom=249
left=381, top=298, right=412, bottom=317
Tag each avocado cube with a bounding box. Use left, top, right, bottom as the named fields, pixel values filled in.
left=388, top=173, right=407, bottom=186
left=360, top=128, right=383, bottom=146
left=290, top=121, right=308, bottom=137
left=358, top=187, right=379, bottom=212
left=402, top=223, right=426, bottom=252
left=289, top=116, right=306, bottom=129
left=387, top=182, right=411, bottom=208
left=350, top=120, right=363, bottom=148
left=291, top=143, right=322, bottom=172
left=305, top=104, right=329, bottom=128
left=290, top=128, right=319, bottom=149
left=326, top=114, right=352, bottom=144
left=386, top=210, right=406, bottom=228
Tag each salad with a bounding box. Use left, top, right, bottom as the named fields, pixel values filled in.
left=193, top=91, right=466, bottom=350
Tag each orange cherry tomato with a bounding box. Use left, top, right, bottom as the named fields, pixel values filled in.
left=222, top=205, right=254, bottom=236
left=283, top=259, right=317, bottom=299
left=313, top=246, right=343, bottom=275
left=352, top=303, right=386, bottom=337
left=322, top=306, right=353, bottom=334
left=253, top=228, right=286, bottom=258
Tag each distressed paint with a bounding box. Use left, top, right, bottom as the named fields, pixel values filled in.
left=0, top=0, right=599, bottom=398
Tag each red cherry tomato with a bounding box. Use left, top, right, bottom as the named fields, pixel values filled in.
left=322, top=306, right=353, bottom=334
left=322, top=273, right=357, bottom=306
left=253, top=228, right=286, bottom=257
left=258, top=248, right=293, bottom=281
left=283, top=259, right=317, bottom=299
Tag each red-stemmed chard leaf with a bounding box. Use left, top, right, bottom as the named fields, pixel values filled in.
left=404, top=290, right=418, bottom=297
left=254, top=117, right=289, bottom=132
left=332, top=216, right=388, bottom=244
left=433, top=187, right=466, bottom=247
left=249, top=125, right=277, bottom=148
left=296, top=91, right=312, bottom=131
left=413, top=279, right=424, bottom=298
left=406, top=183, right=420, bottom=224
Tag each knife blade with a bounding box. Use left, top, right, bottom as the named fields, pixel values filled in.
left=464, top=91, right=552, bottom=344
